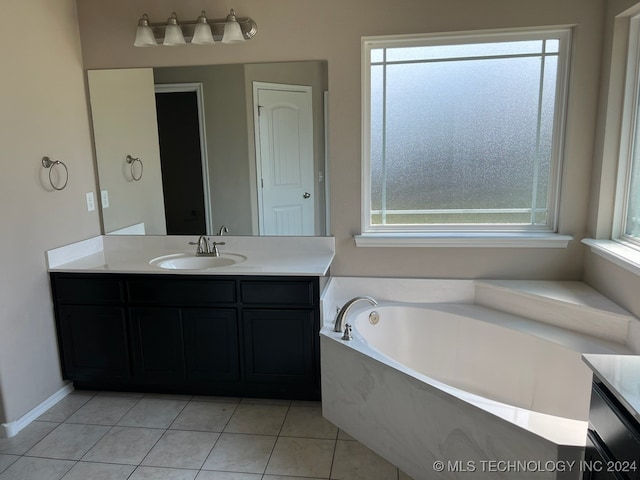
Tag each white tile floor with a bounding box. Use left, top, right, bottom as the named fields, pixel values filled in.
left=0, top=391, right=414, bottom=480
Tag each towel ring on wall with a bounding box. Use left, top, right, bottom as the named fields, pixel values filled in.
left=126, top=155, right=143, bottom=181
left=41, top=156, right=69, bottom=191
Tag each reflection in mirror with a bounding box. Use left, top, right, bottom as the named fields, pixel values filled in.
left=88, top=61, right=328, bottom=236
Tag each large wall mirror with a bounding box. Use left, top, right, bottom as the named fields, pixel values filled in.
left=88, top=61, right=329, bottom=236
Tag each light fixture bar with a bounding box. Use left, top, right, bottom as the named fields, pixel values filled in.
left=143, top=15, right=257, bottom=43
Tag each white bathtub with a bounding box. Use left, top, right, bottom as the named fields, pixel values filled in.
left=320, top=278, right=635, bottom=480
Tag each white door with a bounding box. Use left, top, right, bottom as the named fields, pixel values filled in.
left=254, top=84, right=315, bottom=235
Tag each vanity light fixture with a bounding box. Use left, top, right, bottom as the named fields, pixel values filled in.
left=134, top=9, right=257, bottom=47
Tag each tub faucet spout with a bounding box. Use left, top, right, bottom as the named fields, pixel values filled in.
left=334, top=296, right=377, bottom=333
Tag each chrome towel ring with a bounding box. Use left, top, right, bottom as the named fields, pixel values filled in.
left=41, top=156, right=69, bottom=191
left=126, top=155, right=143, bottom=181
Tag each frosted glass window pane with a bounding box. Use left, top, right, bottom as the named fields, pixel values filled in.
left=371, top=49, right=384, bottom=63
left=533, top=57, right=558, bottom=224
left=378, top=57, right=544, bottom=220
left=386, top=40, right=545, bottom=63
left=365, top=31, right=569, bottom=229
left=370, top=65, right=384, bottom=215
left=545, top=39, right=560, bottom=53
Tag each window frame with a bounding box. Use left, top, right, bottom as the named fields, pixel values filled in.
left=360, top=27, right=573, bottom=238
left=613, top=13, right=640, bottom=252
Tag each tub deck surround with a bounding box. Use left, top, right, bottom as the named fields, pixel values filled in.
left=475, top=280, right=635, bottom=347
left=320, top=277, right=638, bottom=480
left=46, top=235, right=335, bottom=276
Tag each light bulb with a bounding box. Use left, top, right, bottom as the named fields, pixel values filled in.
left=163, top=12, right=186, bottom=46
left=134, top=14, right=158, bottom=47
left=191, top=11, right=215, bottom=45
left=222, top=9, right=245, bottom=44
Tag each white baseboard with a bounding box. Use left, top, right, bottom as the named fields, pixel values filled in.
left=0, top=382, right=74, bottom=438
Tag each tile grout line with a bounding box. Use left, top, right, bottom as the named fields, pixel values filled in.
left=261, top=401, right=292, bottom=478
left=328, top=427, right=339, bottom=480
left=125, top=396, right=193, bottom=475
left=74, top=391, right=145, bottom=467
left=195, top=397, right=241, bottom=477
left=193, top=403, right=231, bottom=476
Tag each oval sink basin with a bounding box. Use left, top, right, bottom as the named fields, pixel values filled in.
left=150, top=253, right=246, bottom=270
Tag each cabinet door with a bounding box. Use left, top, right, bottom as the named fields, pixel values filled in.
left=242, top=309, right=315, bottom=386
left=183, top=309, right=239, bottom=382
left=57, top=305, right=131, bottom=380
left=130, top=308, right=185, bottom=384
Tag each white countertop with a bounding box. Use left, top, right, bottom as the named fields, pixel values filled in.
left=47, top=235, right=334, bottom=277
left=582, top=354, right=640, bottom=422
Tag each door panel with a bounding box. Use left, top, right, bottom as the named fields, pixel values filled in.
left=130, top=307, right=185, bottom=383
left=256, top=87, right=315, bottom=235
left=183, top=309, right=239, bottom=382
left=242, top=309, right=315, bottom=385
left=58, top=305, right=131, bottom=379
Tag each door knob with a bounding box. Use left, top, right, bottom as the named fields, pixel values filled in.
left=303, top=192, right=311, bottom=199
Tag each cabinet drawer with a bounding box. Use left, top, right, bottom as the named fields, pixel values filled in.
left=590, top=382, right=640, bottom=470
left=53, top=275, right=124, bottom=304
left=128, top=278, right=236, bottom=305
left=240, top=280, right=315, bottom=307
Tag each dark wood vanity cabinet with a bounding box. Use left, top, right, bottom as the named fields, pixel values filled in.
left=50, top=273, right=321, bottom=400
left=584, top=381, right=640, bottom=480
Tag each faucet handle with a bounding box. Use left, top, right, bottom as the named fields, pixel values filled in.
left=210, top=241, right=225, bottom=257
left=342, top=324, right=353, bottom=341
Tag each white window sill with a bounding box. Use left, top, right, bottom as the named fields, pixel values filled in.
left=582, top=238, right=640, bottom=276
left=354, top=233, right=573, bottom=248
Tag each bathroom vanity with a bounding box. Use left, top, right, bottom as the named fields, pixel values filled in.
left=46, top=235, right=334, bottom=400
left=583, top=354, right=640, bottom=480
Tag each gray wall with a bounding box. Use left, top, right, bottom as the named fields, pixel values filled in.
left=0, top=0, right=100, bottom=424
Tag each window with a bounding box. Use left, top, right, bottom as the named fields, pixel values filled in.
left=361, top=28, right=571, bottom=237
left=615, top=14, right=640, bottom=250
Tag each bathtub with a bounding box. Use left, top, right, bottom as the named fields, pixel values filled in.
left=320, top=278, right=635, bottom=480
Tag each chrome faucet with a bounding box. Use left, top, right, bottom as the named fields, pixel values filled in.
left=189, top=235, right=211, bottom=255
left=334, top=296, right=377, bottom=333
left=188, top=236, right=226, bottom=256
left=217, top=225, right=229, bottom=236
